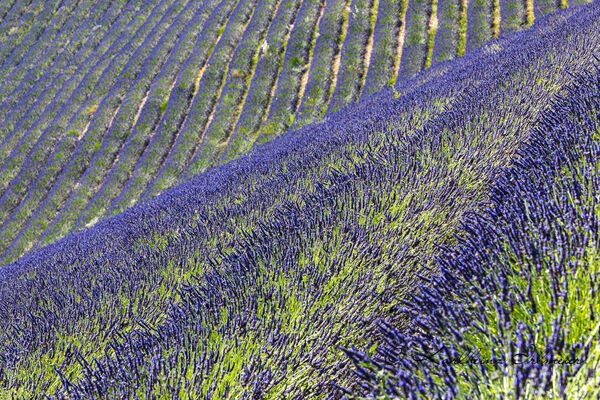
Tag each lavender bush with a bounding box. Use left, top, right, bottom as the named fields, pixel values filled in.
left=345, top=57, right=600, bottom=400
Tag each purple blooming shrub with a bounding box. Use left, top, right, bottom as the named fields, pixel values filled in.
left=344, top=58, right=600, bottom=399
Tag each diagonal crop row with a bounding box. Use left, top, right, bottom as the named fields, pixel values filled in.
left=0, top=0, right=213, bottom=262
left=102, top=0, right=248, bottom=220
left=327, top=0, right=375, bottom=112
left=215, top=0, right=304, bottom=165
left=0, top=0, right=78, bottom=96
left=255, top=0, right=327, bottom=144
left=176, top=0, right=266, bottom=179
left=0, top=0, right=38, bottom=70
left=23, top=0, right=199, bottom=252
left=291, top=0, right=352, bottom=129
left=180, top=0, right=280, bottom=178
left=423, top=0, right=438, bottom=68
left=432, top=0, right=461, bottom=62
left=362, top=0, right=407, bottom=95
left=467, top=0, right=497, bottom=51
left=207, top=1, right=290, bottom=169
left=161, top=0, right=283, bottom=186
left=500, top=0, right=528, bottom=33
left=0, top=0, right=20, bottom=40
left=397, top=0, right=433, bottom=80
left=5, top=0, right=206, bottom=255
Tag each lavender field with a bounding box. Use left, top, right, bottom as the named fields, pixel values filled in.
left=0, top=0, right=598, bottom=398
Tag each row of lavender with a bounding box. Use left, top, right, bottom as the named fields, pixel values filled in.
left=0, top=0, right=25, bottom=48
left=0, top=0, right=585, bottom=264
left=0, top=0, right=214, bottom=258
left=0, top=0, right=91, bottom=103
left=0, top=0, right=117, bottom=143
left=35, top=0, right=246, bottom=250
left=345, top=57, right=600, bottom=399
left=0, top=0, right=169, bottom=224
left=0, top=3, right=597, bottom=396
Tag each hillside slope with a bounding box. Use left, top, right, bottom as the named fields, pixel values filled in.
left=0, top=3, right=598, bottom=397
left=0, top=0, right=588, bottom=264
left=346, top=55, right=600, bottom=400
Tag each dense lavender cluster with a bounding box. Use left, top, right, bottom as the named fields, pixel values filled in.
left=345, top=61, right=600, bottom=399
left=0, top=4, right=597, bottom=397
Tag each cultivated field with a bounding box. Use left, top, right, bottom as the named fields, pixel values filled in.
left=0, top=1, right=598, bottom=397
left=0, top=0, right=583, bottom=264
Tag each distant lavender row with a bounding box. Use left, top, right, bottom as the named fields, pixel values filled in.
left=363, top=0, right=406, bottom=95
left=22, top=0, right=225, bottom=256
left=466, top=0, right=494, bottom=51
left=535, top=0, right=560, bottom=15
left=500, top=0, right=527, bottom=33
left=432, top=0, right=461, bottom=62
left=327, top=0, right=375, bottom=112
left=256, top=0, right=325, bottom=143
left=0, top=0, right=79, bottom=97
left=397, top=0, right=432, bottom=80
left=291, top=0, right=349, bottom=129
left=169, top=0, right=280, bottom=184
left=4, top=0, right=187, bottom=253
left=31, top=0, right=202, bottom=250
left=19, top=0, right=206, bottom=256
left=104, top=0, right=244, bottom=219
left=0, top=0, right=40, bottom=74
left=0, top=0, right=20, bottom=39
left=4, top=0, right=172, bottom=259
left=0, top=0, right=146, bottom=158
left=217, top=0, right=303, bottom=163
